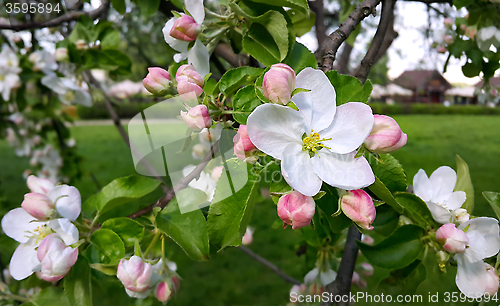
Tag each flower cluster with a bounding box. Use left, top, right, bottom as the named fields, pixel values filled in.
left=0, top=45, right=21, bottom=101
left=1, top=175, right=81, bottom=281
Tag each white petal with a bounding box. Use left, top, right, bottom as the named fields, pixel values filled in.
left=73, top=90, right=92, bottom=107
left=1, top=208, right=39, bottom=243
left=48, top=219, right=79, bottom=245
left=185, top=0, right=205, bottom=24
left=10, top=243, right=39, bottom=280
left=320, top=269, right=337, bottom=286
left=292, top=68, right=337, bottom=132
left=304, top=268, right=318, bottom=284
left=459, top=217, right=500, bottom=259
left=480, top=26, right=497, bottom=41
left=167, top=261, right=177, bottom=272
left=174, top=52, right=188, bottom=63
left=321, top=102, right=374, bottom=154
left=443, top=191, right=466, bottom=210
left=41, top=75, right=67, bottom=95
left=162, top=18, right=189, bottom=53
left=426, top=201, right=452, bottom=224
left=48, top=185, right=81, bottom=221
left=413, top=169, right=433, bottom=202
left=125, top=288, right=151, bottom=299
left=312, top=151, right=375, bottom=191
left=428, top=166, right=457, bottom=202
left=455, top=255, right=488, bottom=298
left=282, top=144, right=322, bottom=197
left=188, top=39, right=210, bottom=77
left=247, top=104, right=305, bottom=160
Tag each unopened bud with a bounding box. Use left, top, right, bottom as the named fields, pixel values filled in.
left=485, top=263, right=499, bottom=295
left=242, top=227, right=253, bottom=245
left=452, top=208, right=469, bottom=224
left=340, top=189, right=376, bottom=230
left=75, top=40, right=88, bottom=50
left=436, top=46, right=447, bottom=53
left=443, top=18, right=454, bottom=29
left=192, top=144, right=206, bottom=159
left=21, top=193, right=54, bottom=220
left=117, top=256, right=153, bottom=294
left=277, top=191, right=315, bottom=230
left=55, top=48, right=69, bottom=62
left=37, top=234, right=78, bottom=282
left=443, top=35, right=454, bottom=45
left=436, top=223, right=469, bottom=254
left=176, top=64, right=204, bottom=97
left=169, top=15, right=201, bottom=42
left=155, top=281, right=172, bottom=303
left=233, top=125, right=257, bottom=163
left=143, top=67, right=171, bottom=96
left=364, top=115, right=407, bottom=153
left=361, top=263, right=374, bottom=277
left=262, top=64, right=296, bottom=104
left=180, top=105, right=212, bottom=130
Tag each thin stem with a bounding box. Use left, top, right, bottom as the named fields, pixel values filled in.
left=144, top=231, right=161, bottom=257
left=0, top=294, right=31, bottom=303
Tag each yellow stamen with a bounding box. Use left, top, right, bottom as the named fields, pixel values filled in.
left=64, top=91, right=75, bottom=102
left=302, top=129, right=332, bottom=158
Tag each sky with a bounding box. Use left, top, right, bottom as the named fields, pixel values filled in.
left=297, top=1, right=482, bottom=85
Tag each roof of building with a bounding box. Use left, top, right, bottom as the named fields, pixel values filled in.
left=475, top=77, right=500, bottom=88
left=392, top=70, right=452, bottom=92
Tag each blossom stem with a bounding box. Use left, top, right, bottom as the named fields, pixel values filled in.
left=144, top=231, right=161, bottom=257
left=0, top=293, right=31, bottom=303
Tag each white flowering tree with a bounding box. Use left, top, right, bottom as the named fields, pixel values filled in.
left=0, top=0, right=500, bottom=305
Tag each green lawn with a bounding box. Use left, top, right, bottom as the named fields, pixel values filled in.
left=0, top=115, right=500, bottom=305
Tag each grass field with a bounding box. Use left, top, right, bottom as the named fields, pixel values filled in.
left=1, top=115, right=500, bottom=305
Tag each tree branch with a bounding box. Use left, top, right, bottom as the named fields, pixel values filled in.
left=239, top=246, right=302, bottom=285
left=309, top=0, right=327, bottom=47
left=336, top=43, right=354, bottom=74
left=354, top=0, right=395, bottom=83
left=0, top=0, right=110, bottom=31
left=214, top=43, right=250, bottom=67
left=320, top=225, right=361, bottom=306
left=317, top=0, right=381, bottom=71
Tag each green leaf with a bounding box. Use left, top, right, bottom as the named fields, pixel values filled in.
left=315, top=184, right=353, bottom=233
left=100, top=29, right=121, bottom=50
left=90, top=229, right=126, bottom=264
left=247, top=0, right=309, bottom=14
left=101, top=218, right=145, bottom=247
left=82, top=49, right=118, bottom=71
left=270, top=171, right=292, bottom=204
left=287, top=9, right=315, bottom=37
left=174, top=188, right=209, bottom=213
left=378, top=260, right=426, bottom=297
left=207, top=159, right=259, bottom=250
left=111, top=0, right=126, bottom=14
left=136, top=0, right=160, bottom=17
left=325, top=71, right=373, bottom=105
left=32, top=287, right=70, bottom=306
left=368, top=177, right=404, bottom=213
left=218, top=67, right=264, bottom=96
left=372, top=204, right=399, bottom=237
left=394, top=193, right=440, bottom=229
left=283, top=41, right=317, bottom=73
left=357, top=225, right=424, bottom=269
left=102, top=50, right=132, bottom=75
left=157, top=200, right=210, bottom=261
left=455, top=155, right=474, bottom=214
left=483, top=192, right=500, bottom=221
left=369, top=154, right=407, bottom=193
left=83, top=175, right=161, bottom=216
left=63, top=258, right=92, bottom=306
left=232, top=85, right=263, bottom=124
left=462, top=62, right=482, bottom=78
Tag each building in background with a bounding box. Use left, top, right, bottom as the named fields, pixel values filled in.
left=392, top=70, right=452, bottom=103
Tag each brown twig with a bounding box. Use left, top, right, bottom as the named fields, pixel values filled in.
left=214, top=43, right=250, bottom=68
left=127, top=142, right=219, bottom=219
left=354, top=0, right=395, bottom=83
left=316, top=0, right=381, bottom=71
left=320, top=225, right=361, bottom=306
left=239, top=246, right=302, bottom=285
left=309, top=0, right=327, bottom=47
left=0, top=0, right=110, bottom=31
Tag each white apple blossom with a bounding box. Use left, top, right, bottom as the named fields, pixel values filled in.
left=453, top=217, right=500, bottom=297
left=413, top=166, right=467, bottom=224
left=477, top=26, right=500, bottom=52
left=28, top=50, right=58, bottom=73
left=162, top=0, right=209, bottom=76
left=247, top=68, right=375, bottom=196
left=304, top=267, right=337, bottom=286
left=0, top=45, right=21, bottom=101
left=182, top=165, right=217, bottom=201
left=41, top=75, right=92, bottom=107
left=1, top=210, right=78, bottom=280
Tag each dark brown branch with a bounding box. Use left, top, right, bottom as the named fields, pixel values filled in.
left=309, top=0, right=327, bottom=47
left=127, top=142, right=219, bottom=219
left=0, top=0, right=110, bottom=31
left=317, top=0, right=381, bottom=71
left=336, top=43, right=353, bottom=74
left=239, top=246, right=302, bottom=285
left=320, top=225, right=361, bottom=306
left=214, top=43, right=250, bottom=67
left=355, top=0, right=395, bottom=83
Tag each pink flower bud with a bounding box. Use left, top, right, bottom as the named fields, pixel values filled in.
left=169, top=15, right=201, bottom=42
left=362, top=235, right=374, bottom=245
left=233, top=125, right=257, bottom=162
left=55, top=48, right=69, bottom=62
left=465, top=28, right=476, bottom=39
left=491, top=89, right=498, bottom=97
left=242, top=227, right=253, bottom=245
left=485, top=263, right=499, bottom=295
left=364, top=115, right=407, bottom=153
left=262, top=63, right=296, bottom=104
left=171, top=275, right=180, bottom=290
left=436, top=46, right=447, bottom=53
left=340, top=189, right=376, bottom=230
left=21, top=193, right=54, bottom=220
left=277, top=191, right=315, bottom=230
left=436, top=223, right=469, bottom=254
left=27, top=175, right=54, bottom=195
left=351, top=272, right=360, bottom=285
left=36, top=234, right=78, bottom=282
left=211, top=166, right=223, bottom=182
left=155, top=281, right=172, bottom=303
left=361, top=263, right=374, bottom=277
left=143, top=67, right=171, bottom=96
left=180, top=105, right=212, bottom=130
left=192, top=144, right=206, bottom=159
left=176, top=64, right=204, bottom=97
left=117, top=256, right=153, bottom=293
left=444, top=18, right=454, bottom=29
left=443, top=35, right=454, bottom=45
left=75, top=40, right=88, bottom=50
